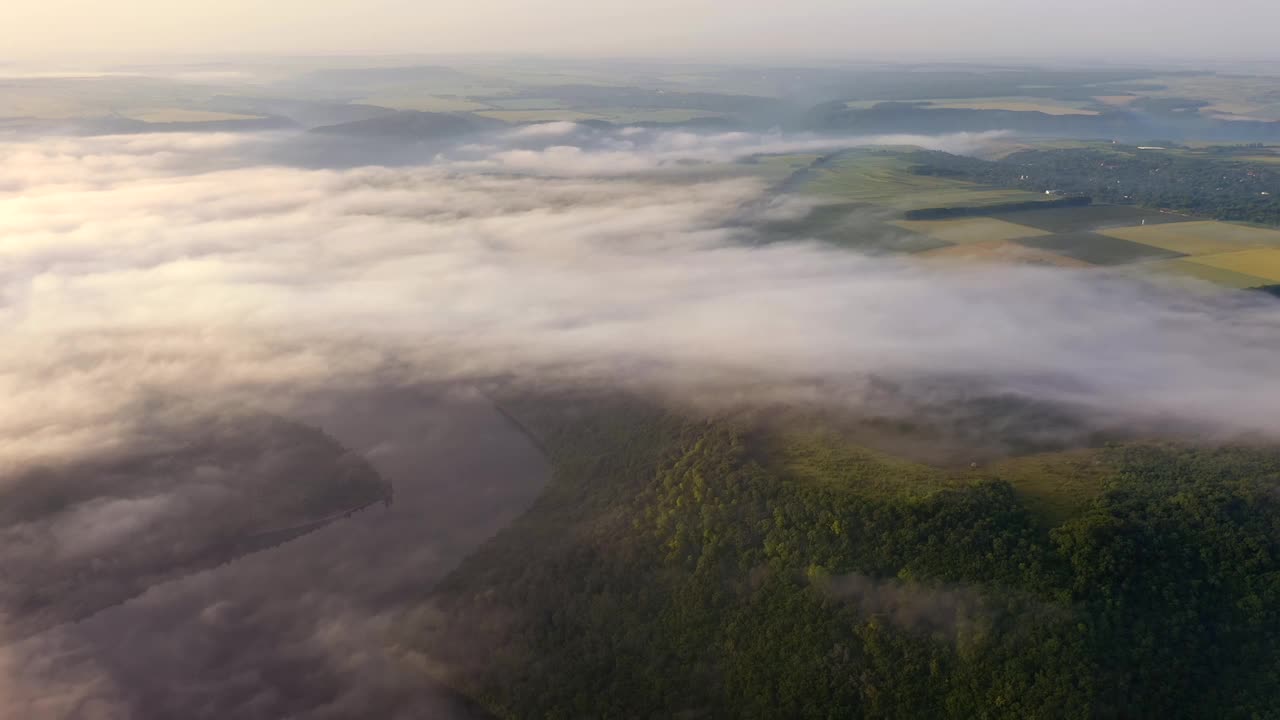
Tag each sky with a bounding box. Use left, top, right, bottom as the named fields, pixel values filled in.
left=6, top=0, right=1280, bottom=60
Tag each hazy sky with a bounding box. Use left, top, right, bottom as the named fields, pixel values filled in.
left=6, top=0, right=1280, bottom=60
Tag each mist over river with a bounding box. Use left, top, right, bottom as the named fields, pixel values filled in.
left=0, top=388, right=549, bottom=719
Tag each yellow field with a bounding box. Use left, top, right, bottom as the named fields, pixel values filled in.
left=925, top=98, right=1099, bottom=115
left=475, top=107, right=724, bottom=123
left=128, top=109, right=263, bottom=123
left=357, top=95, right=491, bottom=112
left=843, top=97, right=1098, bottom=115
left=892, top=217, right=1049, bottom=244
left=1099, top=221, right=1280, bottom=255
left=476, top=109, right=604, bottom=122
left=0, top=93, right=86, bottom=118
left=1186, top=248, right=1280, bottom=283
left=1126, top=258, right=1272, bottom=289
left=978, top=138, right=1098, bottom=159
left=590, top=108, right=725, bottom=123
left=1138, top=74, right=1280, bottom=121
left=805, top=152, right=1043, bottom=210
left=487, top=98, right=568, bottom=110
left=918, top=240, right=1090, bottom=268
left=1094, top=95, right=1138, bottom=106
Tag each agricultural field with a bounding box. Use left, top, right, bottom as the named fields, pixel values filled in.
left=588, top=108, right=725, bottom=123
left=917, top=240, right=1091, bottom=268
left=1099, top=220, right=1280, bottom=254
left=475, top=109, right=604, bottom=122
left=740, top=153, right=825, bottom=183
left=1185, top=248, right=1280, bottom=283
left=802, top=150, right=1044, bottom=210
left=890, top=217, right=1049, bottom=244
left=1129, top=143, right=1280, bottom=164
left=355, top=95, right=492, bottom=112
left=975, top=138, right=1102, bottom=160
left=461, top=66, right=632, bottom=89
left=920, top=97, right=1100, bottom=115
left=125, top=108, right=265, bottom=123
left=781, top=148, right=1280, bottom=289
left=1123, top=258, right=1273, bottom=289
left=485, top=97, right=569, bottom=110
left=991, top=204, right=1191, bottom=232
left=1015, top=231, right=1184, bottom=265
left=1127, top=74, right=1280, bottom=120
left=757, top=201, right=950, bottom=254
left=0, top=77, right=221, bottom=119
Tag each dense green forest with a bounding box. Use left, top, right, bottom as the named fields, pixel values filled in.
left=412, top=394, right=1280, bottom=719
left=907, top=148, right=1280, bottom=226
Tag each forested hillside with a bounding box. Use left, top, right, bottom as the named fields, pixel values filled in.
left=413, top=394, right=1280, bottom=719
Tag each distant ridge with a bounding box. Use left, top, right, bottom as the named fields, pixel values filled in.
left=202, top=95, right=397, bottom=128
left=0, top=114, right=297, bottom=136
left=309, top=110, right=505, bottom=140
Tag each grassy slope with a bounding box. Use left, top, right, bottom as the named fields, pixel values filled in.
left=775, top=430, right=1117, bottom=529
left=981, top=448, right=1112, bottom=527
left=802, top=150, right=1041, bottom=211
left=766, top=430, right=952, bottom=499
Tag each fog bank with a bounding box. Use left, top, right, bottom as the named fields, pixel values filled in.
left=4, top=121, right=1280, bottom=717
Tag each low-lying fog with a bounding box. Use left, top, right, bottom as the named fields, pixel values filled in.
left=2, top=122, right=1278, bottom=717
left=2, top=124, right=1277, bottom=473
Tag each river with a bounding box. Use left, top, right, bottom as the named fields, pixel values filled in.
left=0, top=387, right=550, bottom=719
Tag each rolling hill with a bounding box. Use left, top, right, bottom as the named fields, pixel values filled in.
left=408, top=391, right=1280, bottom=719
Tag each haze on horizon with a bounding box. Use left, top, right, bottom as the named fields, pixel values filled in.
left=6, top=0, right=1280, bottom=62
left=7, top=0, right=1280, bottom=714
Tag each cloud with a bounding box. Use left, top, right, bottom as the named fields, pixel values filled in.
left=47, top=494, right=176, bottom=559
left=508, top=121, right=583, bottom=138
left=2, top=125, right=1279, bottom=717
left=447, top=126, right=1012, bottom=176
left=1, top=127, right=1278, bottom=478
left=817, top=571, right=1067, bottom=644
left=0, top=389, right=549, bottom=720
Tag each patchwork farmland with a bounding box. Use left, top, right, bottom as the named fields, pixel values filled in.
left=765, top=148, right=1280, bottom=289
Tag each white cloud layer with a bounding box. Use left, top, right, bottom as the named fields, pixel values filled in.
left=1, top=127, right=1279, bottom=478
left=445, top=127, right=1012, bottom=176
left=2, top=123, right=1280, bottom=719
